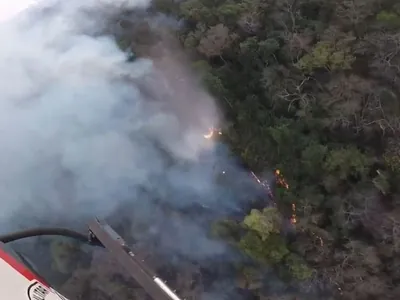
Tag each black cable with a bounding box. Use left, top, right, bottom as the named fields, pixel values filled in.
left=0, top=228, right=103, bottom=247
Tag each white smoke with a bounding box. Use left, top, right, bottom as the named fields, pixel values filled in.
left=0, top=0, right=225, bottom=233
left=0, top=1, right=37, bottom=21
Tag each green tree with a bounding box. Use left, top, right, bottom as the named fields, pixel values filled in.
left=239, top=231, right=289, bottom=264
left=216, top=3, right=246, bottom=25
left=295, top=41, right=355, bottom=72
left=243, top=207, right=282, bottom=241
left=376, top=10, right=400, bottom=27
left=301, top=143, right=328, bottom=179
left=284, top=253, right=314, bottom=281
left=384, top=138, right=400, bottom=173
left=323, top=146, right=371, bottom=180
left=179, top=0, right=215, bottom=23
left=183, top=23, right=207, bottom=49
left=197, top=24, right=236, bottom=57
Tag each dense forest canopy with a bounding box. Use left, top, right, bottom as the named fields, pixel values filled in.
left=16, top=0, right=400, bottom=300
left=147, top=0, right=400, bottom=299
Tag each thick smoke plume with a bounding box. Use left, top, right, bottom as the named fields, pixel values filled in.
left=0, top=0, right=263, bottom=297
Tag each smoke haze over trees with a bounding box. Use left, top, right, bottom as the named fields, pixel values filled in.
left=2, top=0, right=400, bottom=300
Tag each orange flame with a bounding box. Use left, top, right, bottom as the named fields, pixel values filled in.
left=202, top=129, right=297, bottom=225
left=203, top=128, right=222, bottom=139
left=275, top=170, right=296, bottom=224
left=275, top=169, right=289, bottom=189
left=290, top=203, right=297, bottom=224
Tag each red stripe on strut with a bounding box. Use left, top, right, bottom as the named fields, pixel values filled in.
left=0, top=247, right=47, bottom=285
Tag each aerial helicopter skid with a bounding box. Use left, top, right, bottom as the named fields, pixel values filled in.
left=0, top=218, right=183, bottom=300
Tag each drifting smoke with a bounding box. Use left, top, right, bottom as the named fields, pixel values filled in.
left=0, top=0, right=263, bottom=265
left=0, top=1, right=273, bottom=298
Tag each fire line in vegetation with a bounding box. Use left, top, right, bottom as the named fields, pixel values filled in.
left=203, top=127, right=296, bottom=225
